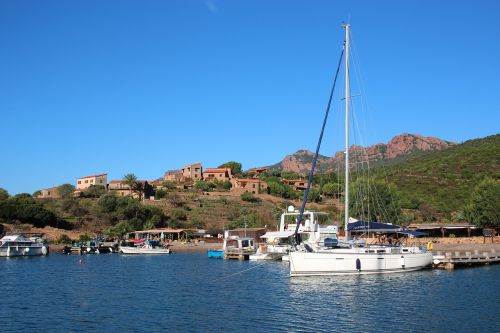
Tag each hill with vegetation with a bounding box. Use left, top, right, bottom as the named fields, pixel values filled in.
left=0, top=134, right=497, bottom=242
left=377, top=134, right=499, bottom=219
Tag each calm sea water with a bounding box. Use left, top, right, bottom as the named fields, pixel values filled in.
left=0, top=252, right=498, bottom=333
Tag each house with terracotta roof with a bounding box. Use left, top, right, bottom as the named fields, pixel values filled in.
left=282, top=179, right=309, bottom=191
left=108, top=180, right=131, bottom=196
left=203, top=168, right=232, bottom=182
left=76, top=173, right=107, bottom=190
left=246, top=167, right=268, bottom=178
left=232, top=178, right=267, bottom=194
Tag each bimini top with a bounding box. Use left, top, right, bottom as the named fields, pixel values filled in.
left=347, top=220, right=399, bottom=232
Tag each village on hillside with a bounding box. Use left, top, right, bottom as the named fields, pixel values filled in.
left=35, top=162, right=309, bottom=200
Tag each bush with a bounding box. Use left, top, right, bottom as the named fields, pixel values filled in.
left=195, top=181, right=216, bottom=192
left=56, top=234, right=72, bottom=244
left=241, top=192, right=261, bottom=203
left=79, top=234, right=91, bottom=242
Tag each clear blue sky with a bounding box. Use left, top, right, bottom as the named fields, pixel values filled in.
left=1, top=0, right=499, bottom=195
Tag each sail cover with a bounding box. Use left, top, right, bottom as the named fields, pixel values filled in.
left=347, top=220, right=400, bottom=232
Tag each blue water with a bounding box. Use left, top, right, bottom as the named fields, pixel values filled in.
left=1, top=253, right=498, bottom=332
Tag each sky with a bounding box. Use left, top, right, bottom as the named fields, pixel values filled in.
left=1, top=0, right=499, bottom=195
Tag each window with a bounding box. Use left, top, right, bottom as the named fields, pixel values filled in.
left=78, top=181, right=81, bottom=184
left=85, top=180, right=88, bottom=184
left=90, top=179, right=94, bottom=183
left=99, top=179, right=103, bottom=183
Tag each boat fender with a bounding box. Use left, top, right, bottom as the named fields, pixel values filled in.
left=356, top=258, right=361, bottom=271
left=304, top=244, right=314, bottom=252
left=42, top=246, right=48, bottom=255
left=427, top=242, right=433, bottom=251
left=24, top=247, right=30, bottom=253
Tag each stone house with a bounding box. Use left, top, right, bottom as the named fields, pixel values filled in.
left=232, top=178, right=267, bottom=194
left=37, top=186, right=61, bottom=199
left=282, top=179, right=309, bottom=191
left=181, top=163, right=203, bottom=181
left=164, top=170, right=183, bottom=183
left=202, top=168, right=232, bottom=183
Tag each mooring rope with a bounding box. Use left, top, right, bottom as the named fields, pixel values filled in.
left=212, top=256, right=284, bottom=282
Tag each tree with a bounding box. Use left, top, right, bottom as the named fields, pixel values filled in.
left=161, top=181, right=176, bottom=190
left=0, top=188, right=10, bottom=201
left=123, top=173, right=138, bottom=196
left=218, top=161, right=242, bottom=175
left=97, top=194, right=118, bottom=213
left=83, top=185, right=106, bottom=198
left=133, top=182, right=144, bottom=200
left=321, top=183, right=340, bottom=197
left=349, top=178, right=402, bottom=224
left=57, top=184, right=75, bottom=198
left=466, top=178, right=500, bottom=227
left=195, top=181, right=216, bottom=192
left=143, top=181, right=155, bottom=199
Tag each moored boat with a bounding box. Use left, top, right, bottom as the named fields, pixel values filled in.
left=0, top=234, right=49, bottom=257
left=223, top=236, right=255, bottom=260
left=119, top=240, right=171, bottom=254
left=288, top=24, right=433, bottom=276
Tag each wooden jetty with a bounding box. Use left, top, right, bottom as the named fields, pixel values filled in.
left=432, top=248, right=500, bottom=270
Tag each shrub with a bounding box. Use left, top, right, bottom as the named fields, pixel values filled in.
left=241, top=192, right=261, bottom=203
left=56, top=234, right=72, bottom=244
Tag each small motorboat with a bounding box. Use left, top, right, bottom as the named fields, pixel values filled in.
left=119, top=240, right=171, bottom=254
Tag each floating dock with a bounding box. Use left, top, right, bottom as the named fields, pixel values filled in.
left=432, top=248, right=500, bottom=270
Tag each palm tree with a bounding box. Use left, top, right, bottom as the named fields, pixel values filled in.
left=122, top=173, right=138, bottom=197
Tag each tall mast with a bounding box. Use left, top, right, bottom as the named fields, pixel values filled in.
left=343, top=23, right=350, bottom=241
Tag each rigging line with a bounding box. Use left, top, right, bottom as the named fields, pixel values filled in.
left=212, top=257, right=282, bottom=282
left=293, top=47, right=345, bottom=246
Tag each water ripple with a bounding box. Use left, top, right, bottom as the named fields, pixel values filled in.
left=0, top=254, right=498, bottom=332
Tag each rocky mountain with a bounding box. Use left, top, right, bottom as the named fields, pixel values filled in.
left=273, top=133, right=456, bottom=174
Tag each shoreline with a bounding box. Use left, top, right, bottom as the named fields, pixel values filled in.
left=48, top=237, right=499, bottom=254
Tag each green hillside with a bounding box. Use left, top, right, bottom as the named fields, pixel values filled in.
left=376, top=134, right=500, bottom=213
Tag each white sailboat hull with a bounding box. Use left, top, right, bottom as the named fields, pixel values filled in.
left=289, top=249, right=433, bottom=276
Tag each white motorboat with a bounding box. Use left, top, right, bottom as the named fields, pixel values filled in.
left=119, top=240, right=171, bottom=254
left=250, top=207, right=336, bottom=261
left=289, top=24, right=432, bottom=276
left=0, top=234, right=49, bottom=257
left=223, top=236, right=255, bottom=260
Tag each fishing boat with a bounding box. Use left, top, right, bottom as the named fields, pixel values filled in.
left=119, top=240, right=171, bottom=254
left=0, top=234, right=49, bottom=257
left=289, top=24, right=432, bottom=276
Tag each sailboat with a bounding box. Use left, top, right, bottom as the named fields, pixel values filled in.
left=288, top=24, right=433, bottom=276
